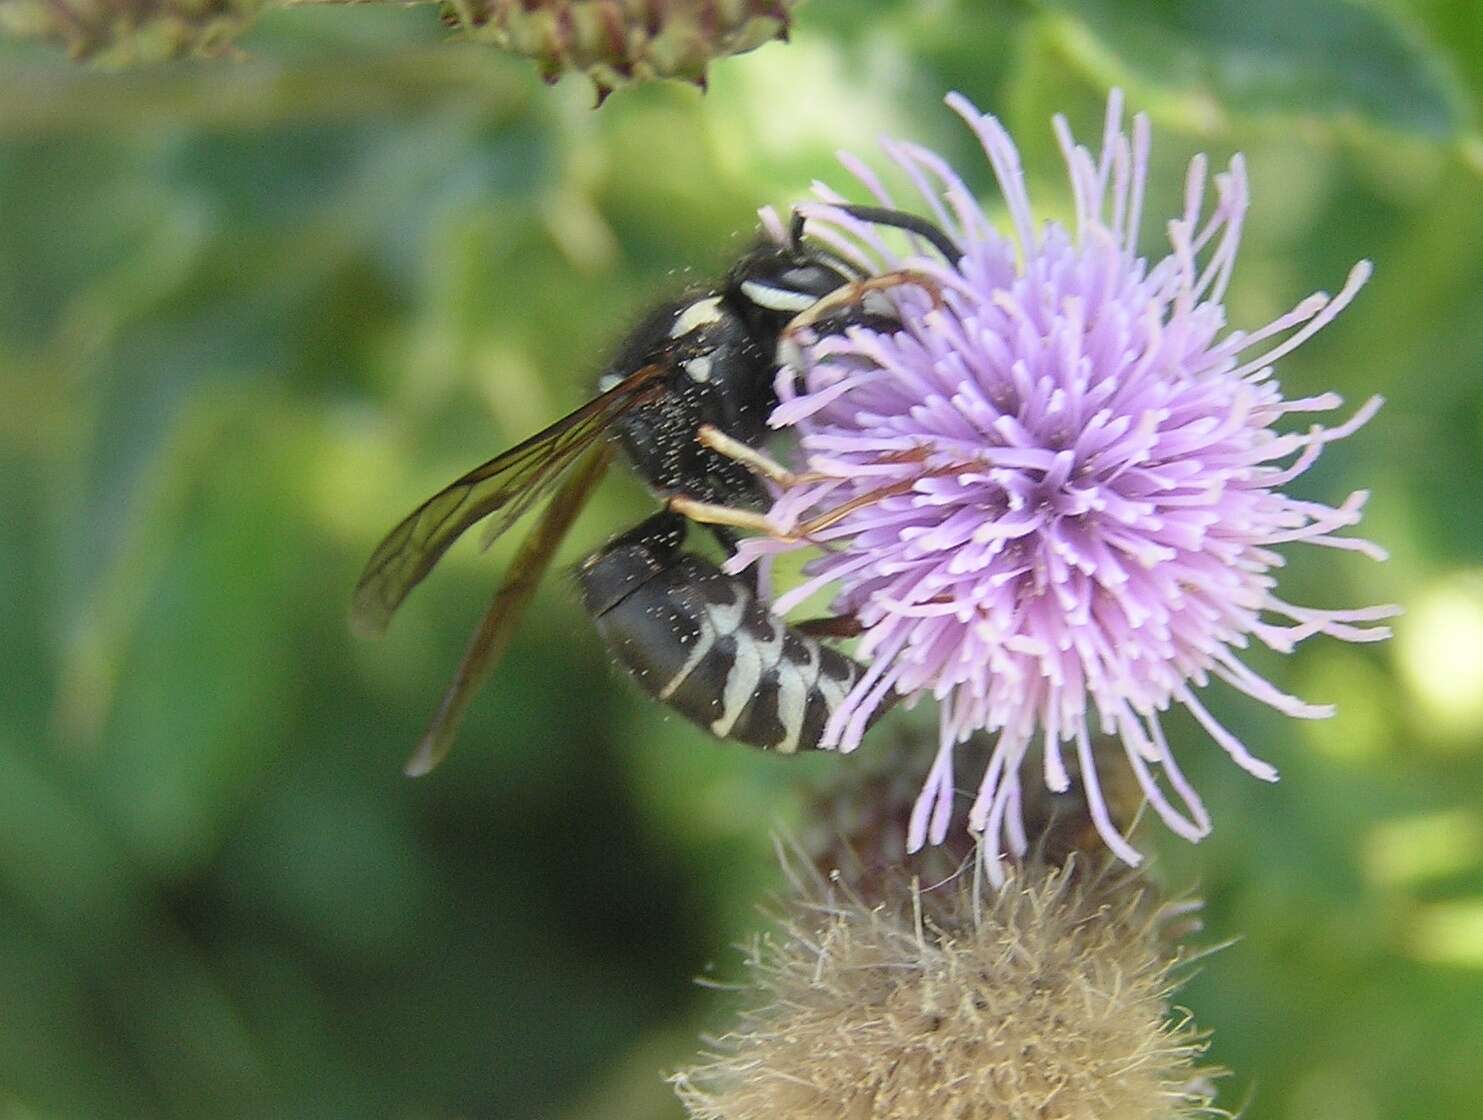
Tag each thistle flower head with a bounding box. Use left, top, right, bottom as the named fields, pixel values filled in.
left=672, top=862, right=1219, bottom=1119
left=736, top=93, right=1398, bottom=874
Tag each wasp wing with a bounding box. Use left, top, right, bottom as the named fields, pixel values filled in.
left=403, top=442, right=613, bottom=776
left=350, top=364, right=665, bottom=638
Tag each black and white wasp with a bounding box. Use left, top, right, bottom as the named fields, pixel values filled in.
left=352, top=206, right=962, bottom=775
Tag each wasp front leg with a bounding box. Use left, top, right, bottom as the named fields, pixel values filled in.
left=782, top=268, right=946, bottom=342
left=578, top=511, right=891, bottom=753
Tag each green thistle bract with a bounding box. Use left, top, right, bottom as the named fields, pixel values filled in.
left=442, top=0, right=794, bottom=102
left=0, top=0, right=262, bottom=62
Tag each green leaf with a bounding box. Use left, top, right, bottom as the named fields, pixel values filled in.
left=1402, top=0, right=1483, bottom=135
left=1043, top=0, right=1463, bottom=137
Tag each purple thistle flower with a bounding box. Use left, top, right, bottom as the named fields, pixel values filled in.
left=734, top=92, right=1398, bottom=872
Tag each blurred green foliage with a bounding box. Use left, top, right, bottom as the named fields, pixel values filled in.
left=1, top=1, right=1482, bottom=1117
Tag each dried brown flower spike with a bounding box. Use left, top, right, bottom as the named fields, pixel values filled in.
left=0, top=0, right=262, bottom=62
left=442, top=0, right=795, bottom=102
left=673, top=864, right=1220, bottom=1120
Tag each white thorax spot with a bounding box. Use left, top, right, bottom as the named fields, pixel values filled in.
left=683, top=355, right=713, bottom=383
left=669, top=295, right=726, bottom=339
left=740, top=280, right=818, bottom=313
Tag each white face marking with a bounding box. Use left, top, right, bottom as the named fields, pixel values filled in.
left=683, top=355, right=713, bottom=383
left=740, top=280, right=819, bottom=313
left=669, top=296, right=725, bottom=339
left=597, top=372, right=622, bottom=392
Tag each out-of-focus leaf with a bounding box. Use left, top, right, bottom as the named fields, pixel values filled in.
left=0, top=741, right=265, bottom=1118
left=1042, top=0, right=1463, bottom=137
left=0, top=0, right=265, bottom=66
left=0, top=46, right=531, bottom=132
left=1402, top=0, right=1483, bottom=135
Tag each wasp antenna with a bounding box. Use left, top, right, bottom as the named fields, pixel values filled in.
left=833, top=204, right=964, bottom=266
left=788, top=207, right=807, bottom=249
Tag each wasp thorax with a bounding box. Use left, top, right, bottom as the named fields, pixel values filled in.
left=441, top=0, right=795, bottom=101
left=0, top=0, right=260, bottom=61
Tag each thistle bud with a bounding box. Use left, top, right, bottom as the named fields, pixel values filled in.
left=441, top=0, right=795, bottom=102
left=673, top=864, right=1219, bottom=1119
left=0, top=0, right=262, bottom=62
left=800, top=729, right=1144, bottom=906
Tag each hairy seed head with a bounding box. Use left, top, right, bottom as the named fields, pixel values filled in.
left=673, top=863, right=1220, bottom=1120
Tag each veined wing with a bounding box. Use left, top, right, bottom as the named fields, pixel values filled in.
left=351, top=364, right=665, bottom=638
left=403, top=442, right=613, bottom=776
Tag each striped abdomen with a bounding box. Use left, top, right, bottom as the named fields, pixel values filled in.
left=579, top=534, right=880, bottom=754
